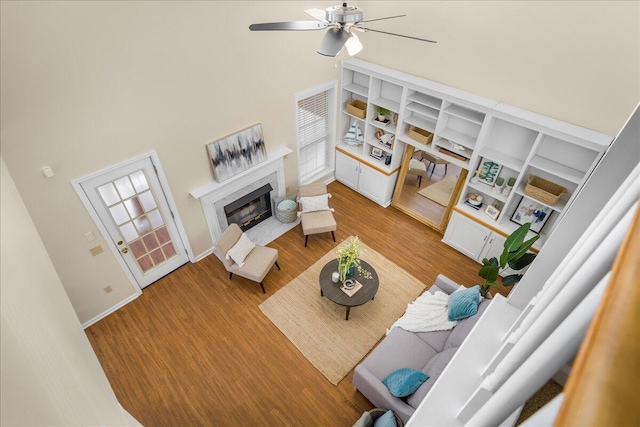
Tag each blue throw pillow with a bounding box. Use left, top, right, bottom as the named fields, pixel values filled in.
left=373, top=410, right=397, bottom=427
left=448, top=285, right=480, bottom=321
left=382, top=368, right=429, bottom=398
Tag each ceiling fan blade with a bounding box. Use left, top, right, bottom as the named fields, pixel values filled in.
left=359, top=15, right=406, bottom=24
left=305, top=8, right=328, bottom=22
left=318, top=28, right=350, bottom=57
left=249, top=21, right=329, bottom=31
left=357, top=27, right=437, bottom=43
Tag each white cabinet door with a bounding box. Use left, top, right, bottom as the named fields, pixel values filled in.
left=479, top=233, right=505, bottom=262
left=358, top=162, right=388, bottom=205
left=335, top=151, right=359, bottom=191
left=443, top=212, right=491, bottom=259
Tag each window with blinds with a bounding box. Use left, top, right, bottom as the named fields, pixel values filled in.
left=296, top=82, right=335, bottom=184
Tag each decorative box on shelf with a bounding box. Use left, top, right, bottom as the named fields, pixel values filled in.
left=409, top=126, right=434, bottom=144
left=438, top=147, right=467, bottom=161
left=347, top=99, right=367, bottom=119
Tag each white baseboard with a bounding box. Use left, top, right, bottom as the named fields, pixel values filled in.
left=82, top=292, right=139, bottom=329
left=194, top=247, right=215, bottom=262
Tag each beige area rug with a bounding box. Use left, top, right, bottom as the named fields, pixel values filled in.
left=259, top=237, right=426, bottom=385
left=418, top=174, right=458, bottom=206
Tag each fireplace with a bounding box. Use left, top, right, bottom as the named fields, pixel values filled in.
left=224, top=184, right=273, bottom=231
left=191, top=146, right=297, bottom=249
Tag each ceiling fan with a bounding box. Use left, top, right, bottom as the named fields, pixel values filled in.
left=249, top=2, right=437, bottom=57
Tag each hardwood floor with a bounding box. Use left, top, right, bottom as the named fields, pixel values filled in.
left=86, top=181, right=492, bottom=426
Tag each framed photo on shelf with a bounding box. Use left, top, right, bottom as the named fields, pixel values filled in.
left=484, top=204, right=500, bottom=220
left=371, top=147, right=384, bottom=159
left=510, top=196, right=552, bottom=234
left=477, top=158, right=502, bottom=186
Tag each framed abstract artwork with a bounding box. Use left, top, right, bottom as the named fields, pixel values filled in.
left=477, top=158, right=502, bottom=186
left=510, top=196, right=552, bottom=234
left=207, top=123, right=268, bottom=183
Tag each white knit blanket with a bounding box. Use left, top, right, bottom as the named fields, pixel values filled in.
left=387, top=291, right=458, bottom=334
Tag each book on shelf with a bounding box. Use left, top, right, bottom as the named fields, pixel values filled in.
left=463, top=200, right=483, bottom=210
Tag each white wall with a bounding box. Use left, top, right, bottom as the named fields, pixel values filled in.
left=0, top=1, right=339, bottom=323
left=1, top=1, right=638, bottom=323
left=357, top=1, right=639, bottom=135
left=0, top=158, right=136, bottom=426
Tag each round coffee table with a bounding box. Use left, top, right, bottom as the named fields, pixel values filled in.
left=319, top=259, right=379, bottom=320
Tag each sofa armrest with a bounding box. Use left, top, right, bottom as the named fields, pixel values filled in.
left=353, top=365, right=416, bottom=424
left=433, top=274, right=462, bottom=295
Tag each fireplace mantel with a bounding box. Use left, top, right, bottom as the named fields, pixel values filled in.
left=190, top=146, right=296, bottom=250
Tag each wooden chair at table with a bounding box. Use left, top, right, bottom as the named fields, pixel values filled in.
left=420, top=151, right=449, bottom=175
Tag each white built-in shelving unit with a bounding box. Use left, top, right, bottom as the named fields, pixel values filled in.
left=338, top=59, right=612, bottom=253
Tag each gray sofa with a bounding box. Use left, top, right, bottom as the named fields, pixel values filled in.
left=353, top=275, right=491, bottom=424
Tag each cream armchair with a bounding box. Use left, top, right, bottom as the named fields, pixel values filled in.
left=216, top=223, right=280, bottom=294
left=298, top=184, right=337, bottom=247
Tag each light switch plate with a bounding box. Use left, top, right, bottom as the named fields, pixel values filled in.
left=90, top=245, right=103, bottom=256
left=84, top=232, right=95, bottom=241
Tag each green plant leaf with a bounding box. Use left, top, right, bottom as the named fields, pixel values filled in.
left=508, top=252, right=537, bottom=270
left=507, top=235, right=540, bottom=263
left=479, top=265, right=499, bottom=282
left=504, top=223, right=531, bottom=253
left=502, top=274, right=524, bottom=286
left=499, top=247, right=509, bottom=269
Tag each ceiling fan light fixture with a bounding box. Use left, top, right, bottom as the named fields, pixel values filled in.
left=345, top=32, right=363, bottom=56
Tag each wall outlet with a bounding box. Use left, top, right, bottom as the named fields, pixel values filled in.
left=103, top=286, right=113, bottom=294
left=89, top=245, right=103, bottom=256
left=84, top=232, right=95, bottom=241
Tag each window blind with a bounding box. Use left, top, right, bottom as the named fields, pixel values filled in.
left=297, top=89, right=332, bottom=183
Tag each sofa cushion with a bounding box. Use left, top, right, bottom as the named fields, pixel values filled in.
left=448, top=285, right=480, bottom=321
left=361, top=328, right=438, bottom=380
left=414, top=329, right=452, bottom=353
left=444, top=298, right=491, bottom=350
left=406, top=347, right=459, bottom=408
left=382, top=368, right=429, bottom=398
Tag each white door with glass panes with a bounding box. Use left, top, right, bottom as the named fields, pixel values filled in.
left=80, top=157, right=188, bottom=288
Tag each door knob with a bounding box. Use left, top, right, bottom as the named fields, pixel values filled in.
left=121, top=247, right=129, bottom=254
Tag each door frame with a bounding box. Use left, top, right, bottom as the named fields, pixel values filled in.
left=71, top=151, right=193, bottom=293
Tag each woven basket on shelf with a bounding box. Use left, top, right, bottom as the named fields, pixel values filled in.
left=524, top=175, right=567, bottom=205
left=346, top=99, right=367, bottom=119
left=408, top=126, right=434, bottom=145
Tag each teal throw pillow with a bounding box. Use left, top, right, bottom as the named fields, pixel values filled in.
left=373, top=410, right=397, bottom=427
left=448, top=285, right=480, bottom=321
left=382, top=368, right=429, bottom=398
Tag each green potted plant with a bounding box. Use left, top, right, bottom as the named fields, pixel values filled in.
left=376, top=106, right=390, bottom=122
left=478, top=222, right=540, bottom=297
left=336, top=237, right=372, bottom=282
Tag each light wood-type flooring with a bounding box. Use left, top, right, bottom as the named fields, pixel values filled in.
left=86, top=181, right=504, bottom=427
